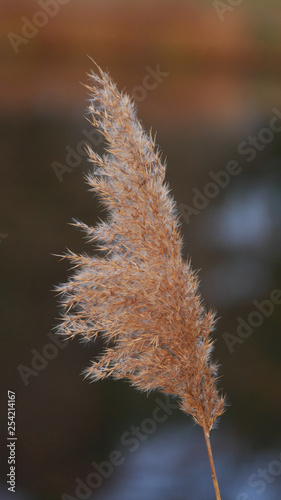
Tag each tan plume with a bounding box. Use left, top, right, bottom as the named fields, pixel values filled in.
left=56, top=63, right=226, bottom=499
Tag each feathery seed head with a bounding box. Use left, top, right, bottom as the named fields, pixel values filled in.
left=56, top=64, right=225, bottom=431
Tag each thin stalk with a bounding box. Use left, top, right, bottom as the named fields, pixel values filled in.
left=203, top=424, right=222, bottom=500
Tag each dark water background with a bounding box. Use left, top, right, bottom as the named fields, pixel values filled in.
left=1, top=1, right=281, bottom=499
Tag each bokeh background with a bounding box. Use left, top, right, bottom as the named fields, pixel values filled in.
left=1, top=1, right=281, bottom=499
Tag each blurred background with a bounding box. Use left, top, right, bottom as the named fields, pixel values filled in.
left=1, top=0, right=281, bottom=499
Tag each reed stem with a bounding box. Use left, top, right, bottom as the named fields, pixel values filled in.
left=203, top=425, right=222, bottom=500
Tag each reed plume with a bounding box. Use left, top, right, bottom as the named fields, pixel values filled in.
left=56, top=64, right=225, bottom=499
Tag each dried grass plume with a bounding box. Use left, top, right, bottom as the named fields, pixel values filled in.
left=56, top=64, right=225, bottom=435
